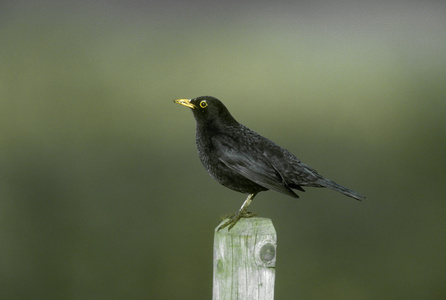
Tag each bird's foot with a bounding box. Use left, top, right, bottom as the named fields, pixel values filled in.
left=218, top=211, right=257, bottom=231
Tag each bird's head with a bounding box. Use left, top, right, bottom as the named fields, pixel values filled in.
left=174, top=96, right=237, bottom=125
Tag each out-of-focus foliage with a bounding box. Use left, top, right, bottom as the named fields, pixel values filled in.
left=1, top=1, right=445, bottom=299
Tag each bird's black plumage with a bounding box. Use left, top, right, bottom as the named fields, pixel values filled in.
left=174, top=96, right=365, bottom=230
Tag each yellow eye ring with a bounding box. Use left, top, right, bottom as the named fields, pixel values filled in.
left=200, top=100, right=208, bottom=108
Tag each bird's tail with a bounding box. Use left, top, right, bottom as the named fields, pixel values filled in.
left=319, top=178, right=366, bottom=201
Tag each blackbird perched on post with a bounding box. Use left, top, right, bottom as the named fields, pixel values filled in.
left=174, top=96, right=365, bottom=230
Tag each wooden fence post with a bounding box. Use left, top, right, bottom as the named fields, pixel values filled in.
left=212, top=217, right=277, bottom=300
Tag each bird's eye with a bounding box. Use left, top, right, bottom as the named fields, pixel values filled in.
left=200, top=100, right=208, bottom=108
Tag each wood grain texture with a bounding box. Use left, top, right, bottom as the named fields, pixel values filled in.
left=213, top=218, right=277, bottom=300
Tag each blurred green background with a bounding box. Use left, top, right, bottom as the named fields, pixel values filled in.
left=1, top=0, right=445, bottom=299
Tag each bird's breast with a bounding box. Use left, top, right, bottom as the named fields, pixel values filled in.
left=194, top=127, right=266, bottom=194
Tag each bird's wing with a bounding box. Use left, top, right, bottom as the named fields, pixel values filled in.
left=212, top=134, right=299, bottom=198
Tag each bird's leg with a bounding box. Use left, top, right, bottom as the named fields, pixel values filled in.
left=218, top=193, right=258, bottom=231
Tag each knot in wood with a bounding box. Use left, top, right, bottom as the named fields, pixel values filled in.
left=255, top=240, right=276, bottom=267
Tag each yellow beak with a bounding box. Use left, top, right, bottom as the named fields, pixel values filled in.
left=174, top=98, right=196, bottom=109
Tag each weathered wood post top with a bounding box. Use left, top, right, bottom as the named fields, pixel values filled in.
left=212, top=217, right=277, bottom=300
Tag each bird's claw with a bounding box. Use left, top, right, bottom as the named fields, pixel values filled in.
left=218, top=211, right=257, bottom=231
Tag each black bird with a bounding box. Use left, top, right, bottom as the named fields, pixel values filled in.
left=174, top=96, right=365, bottom=230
